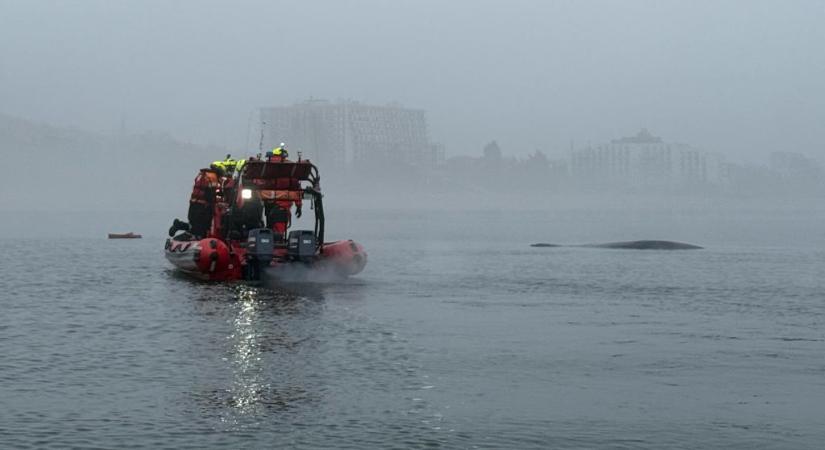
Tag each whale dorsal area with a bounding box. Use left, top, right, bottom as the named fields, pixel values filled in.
left=530, top=240, right=702, bottom=250
left=586, top=240, right=702, bottom=250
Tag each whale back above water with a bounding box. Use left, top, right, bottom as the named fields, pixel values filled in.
left=530, top=240, right=702, bottom=250
left=584, top=240, right=703, bottom=250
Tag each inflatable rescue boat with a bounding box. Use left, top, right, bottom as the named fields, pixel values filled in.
left=165, top=158, right=366, bottom=281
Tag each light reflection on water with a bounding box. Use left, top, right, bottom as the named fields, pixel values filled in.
left=228, top=286, right=264, bottom=416
left=211, top=285, right=326, bottom=429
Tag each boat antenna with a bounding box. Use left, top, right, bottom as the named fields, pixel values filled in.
left=244, top=109, right=254, bottom=153
left=255, top=118, right=266, bottom=159
left=259, top=119, right=266, bottom=153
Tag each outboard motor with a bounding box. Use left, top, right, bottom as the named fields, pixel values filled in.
left=287, top=230, right=317, bottom=262
left=245, top=228, right=274, bottom=280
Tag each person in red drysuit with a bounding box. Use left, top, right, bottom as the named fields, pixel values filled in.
left=265, top=145, right=302, bottom=239
left=169, top=168, right=219, bottom=238
left=190, top=168, right=222, bottom=238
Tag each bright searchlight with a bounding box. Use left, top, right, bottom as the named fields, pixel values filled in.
left=241, top=189, right=252, bottom=199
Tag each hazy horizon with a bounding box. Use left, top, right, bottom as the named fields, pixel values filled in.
left=2, top=0, right=824, bottom=161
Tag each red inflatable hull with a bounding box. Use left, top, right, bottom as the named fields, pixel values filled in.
left=165, top=237, right=366, bottom=281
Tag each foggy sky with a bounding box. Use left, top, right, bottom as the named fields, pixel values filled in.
left=1, top=0, right=824, bottom=161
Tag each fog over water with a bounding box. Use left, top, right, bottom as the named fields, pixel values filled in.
left=2, top=1, right=825, bottom=213
left=2, top=1, right=825, bottom=161
left=1, top=1, right=824, bottom=449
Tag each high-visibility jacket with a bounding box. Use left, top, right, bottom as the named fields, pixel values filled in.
left=213, top=158, right=245, bottom=176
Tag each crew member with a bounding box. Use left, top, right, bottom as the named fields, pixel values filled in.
left=213, top=154, right=245, bottom=178
left=209, top=160, right=227, bottom=178
left=267, top=143, right=288, bottom=162
left=187, top=167, right=221, bottom=238
left=168, top=167, right=221, bottom=238
left=264, top=143, right=302, bottom=237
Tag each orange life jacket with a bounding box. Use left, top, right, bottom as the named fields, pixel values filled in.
left=190, top=169, right=220, bottom=204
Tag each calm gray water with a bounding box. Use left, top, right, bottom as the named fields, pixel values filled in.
left=2, top=208, right=824, bottom=449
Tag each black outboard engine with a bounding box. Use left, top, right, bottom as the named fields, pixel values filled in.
left=245, top=228, right=274, bottom=280
left=287, top=230, right=317, bottom=262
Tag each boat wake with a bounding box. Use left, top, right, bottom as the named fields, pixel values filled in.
left=262, top=263, right=350, bottom=285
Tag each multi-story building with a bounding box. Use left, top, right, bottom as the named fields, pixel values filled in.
left=570, top=129, right=726, bottom=191
left=260, top=99, right=441, bottom=170
left=768, top=151, right=824, bottom=193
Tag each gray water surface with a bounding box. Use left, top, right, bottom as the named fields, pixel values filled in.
left=2, top=209, right=824, bottom=448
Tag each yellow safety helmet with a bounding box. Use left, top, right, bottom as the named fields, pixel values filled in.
left=272, top=143, right=288, bottom=158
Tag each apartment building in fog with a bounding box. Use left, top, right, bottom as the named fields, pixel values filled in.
left=260, top=99, right=442, bottom=170
left=570, top=129, right=726, bottom=191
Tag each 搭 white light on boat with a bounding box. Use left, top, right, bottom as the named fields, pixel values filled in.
left=241, top=189, right=252, bottom=199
